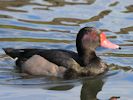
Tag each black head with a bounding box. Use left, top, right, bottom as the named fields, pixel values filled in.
left=76, top=27, right=120, bottom=57
left=76, top=27, right=100, bottom=56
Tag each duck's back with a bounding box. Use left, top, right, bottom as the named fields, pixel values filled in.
left=3, top=48, right=81, bottom=68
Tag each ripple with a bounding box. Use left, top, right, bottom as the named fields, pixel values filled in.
left=0, top=38, right=73, bottom=43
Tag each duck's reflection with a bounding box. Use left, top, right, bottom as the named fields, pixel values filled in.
left=47, top=77, right=104, bottom=100
left=81, top=78, right=104, bottom=100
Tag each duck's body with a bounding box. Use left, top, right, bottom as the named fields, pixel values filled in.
left=4, top=48, right=81, bottom=77
left=3, top=27, right=120, bottom=79
left=15, top=49, right=81, bottom=67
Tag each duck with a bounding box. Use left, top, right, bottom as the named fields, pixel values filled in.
left=3, top=27, right=120, bottom=79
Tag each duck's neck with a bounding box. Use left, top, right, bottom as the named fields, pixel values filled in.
left=79, top=49, right=100, bottom=66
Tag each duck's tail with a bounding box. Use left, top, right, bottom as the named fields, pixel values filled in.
left=3, top=48, right=22, bottom=59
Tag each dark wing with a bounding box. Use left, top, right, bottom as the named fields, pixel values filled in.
left=3, top=48, right=81, bottom=68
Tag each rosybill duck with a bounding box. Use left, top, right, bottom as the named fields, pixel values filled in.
left=3, top=27, right=120, bottom=79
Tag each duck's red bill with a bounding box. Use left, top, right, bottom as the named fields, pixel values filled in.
left=100, top=32, right=120, bottom=49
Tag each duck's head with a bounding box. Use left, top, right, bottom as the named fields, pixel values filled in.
left=76, top=27, right=120, bottom=56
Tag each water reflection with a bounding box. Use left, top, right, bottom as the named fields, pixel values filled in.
left=81, top=78, right=104, bottom=100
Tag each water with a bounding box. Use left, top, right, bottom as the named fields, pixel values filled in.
left=0, top=0, right=133, bottom=100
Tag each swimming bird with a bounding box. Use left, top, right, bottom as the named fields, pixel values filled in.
left=3, top=27, right=120, bottom=79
